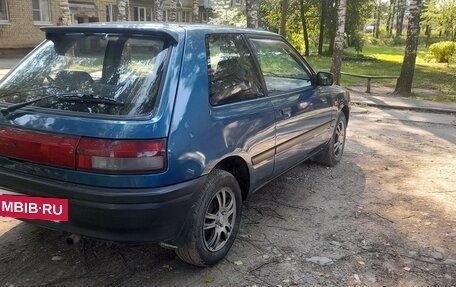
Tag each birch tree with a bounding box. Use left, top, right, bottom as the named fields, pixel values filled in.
left=330, top=0, right=347, bottom=85
left=117, top=0, right=129, bottom=21
left=58, top=0, right=71, bottom=25
left=193, top=0, right=199, bottom=23
left=169, top=0, right=177, bottom=22
left=386, top=0, right=396, bottom=37
left=396, top=0, right=406, bottom=36
left=395, top=0, right=423, bottom=94
left=246, top=0, right=260, bottom=28
left=154, top=0, right=164, bottom=21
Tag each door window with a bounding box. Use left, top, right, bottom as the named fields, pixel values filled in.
left=249, top=38, right=312, bottom=94
left=206, top=34, right=264, bottom=105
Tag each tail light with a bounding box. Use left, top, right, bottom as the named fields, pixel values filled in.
left=76, top=138, right=166, bottom=173
left=0, top=126, right=166, bottom=174
left=0, top=126, right=78, bottom=168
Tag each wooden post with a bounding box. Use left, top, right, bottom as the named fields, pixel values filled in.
left=366, top=78, right=371, bottom=93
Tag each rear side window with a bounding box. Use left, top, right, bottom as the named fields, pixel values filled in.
left=206, top=34, right=264, bottom=105
left=249, top=38, right=312, bottom=94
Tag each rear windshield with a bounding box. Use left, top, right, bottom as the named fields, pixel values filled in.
left=0, top=34, right=169, bottom=117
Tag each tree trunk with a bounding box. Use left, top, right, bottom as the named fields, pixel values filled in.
left=169, top=0, right=177, bottom=22
left=425, top=25, right=431, bottom=47
left=318, top=0, right=326, bottom=55
left=395, top=0, right=423, bottom=94
left=58, top=0, right=71, bottom=26
left=299, top=0, right=310, bottom=56
left=154, top=0, right=164, bottom=21
left=387, top=0, right=396, bottom=37
left=375, top=1, right=381, bottom=39
left=396, top=0, right=406, bottom=37
left=246, top=0, right=260, bottom=28
left=193, top=0, right=199, bottom=23
left=117, top=0, right=129, bottom=21
left=330, top=0, right=347, bottom=85
left=280, top=0, right=289, bottom=37
left=327, top=1, right=338, bottom=56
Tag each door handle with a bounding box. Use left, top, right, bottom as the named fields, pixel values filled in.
left=281, top=108, right=292, bottom=119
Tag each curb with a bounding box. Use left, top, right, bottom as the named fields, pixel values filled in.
left=351, top=100, right=456, bottom=115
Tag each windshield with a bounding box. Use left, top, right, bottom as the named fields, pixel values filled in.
left=0, top=34, right=169, bottom=116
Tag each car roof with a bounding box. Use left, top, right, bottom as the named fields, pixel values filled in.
left=41, top=22, right=279, bottom=42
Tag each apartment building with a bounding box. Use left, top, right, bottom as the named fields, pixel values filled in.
left=0, top=0, right=245, bottom=51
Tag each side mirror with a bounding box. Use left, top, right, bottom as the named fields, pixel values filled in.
left=316, top=72, right=334, bottom=86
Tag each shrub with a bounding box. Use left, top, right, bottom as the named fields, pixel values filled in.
left=429, top=41, right=456, bottom=63
left=350, top=32, right=364, bottom=54
left=288, top=32, right=305, bottom=54
left=392, top=36, right=406, bottom=46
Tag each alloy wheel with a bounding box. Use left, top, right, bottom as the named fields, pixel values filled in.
left=202, top=187, right=237, bottom=252
left=334, top=120, right=345, bottom=157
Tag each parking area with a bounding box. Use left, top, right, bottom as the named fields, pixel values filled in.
left=0, top=105, right=455, bottom=286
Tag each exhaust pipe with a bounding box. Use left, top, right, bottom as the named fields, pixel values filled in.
left=66, top=234, right=81, bottom=245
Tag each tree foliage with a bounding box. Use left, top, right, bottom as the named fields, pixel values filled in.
left=208, top=0, right=246, bottom=27
left=258, top=0, right=373, bottom=55
left=422, top=0, right=456, bottom=41
left=259, top=0, right=328, bottom=54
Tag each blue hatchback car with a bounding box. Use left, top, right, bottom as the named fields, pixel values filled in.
left=0, top=23, right=349, bottom=266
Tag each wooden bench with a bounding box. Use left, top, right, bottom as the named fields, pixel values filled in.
left=341, top=72, right=399, bottom=93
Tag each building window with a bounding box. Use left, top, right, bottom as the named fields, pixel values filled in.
left=106, top=4, right=118, bottom=22
left=200, top=11, right=207, bottom=23
left=179, top=10, right=191, bottom=23
left=0, top=0, right=8, bottom=22
left=32, top=0, right=51, bottom=23
left=162, top=10, right=169, bottom=21
left=133, top=6, right=153, bottom=21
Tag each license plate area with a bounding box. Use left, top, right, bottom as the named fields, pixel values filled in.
left=0, top=193, right=68, bottom=222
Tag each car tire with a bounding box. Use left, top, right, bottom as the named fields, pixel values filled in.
left=175, top=169, right=242, bottom=266
left=313, top=112, right=347, bottom=167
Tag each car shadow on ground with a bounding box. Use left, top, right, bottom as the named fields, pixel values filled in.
left=0, top=158, right=367, bottom=286
left=1, top=142, right=454, bottom=286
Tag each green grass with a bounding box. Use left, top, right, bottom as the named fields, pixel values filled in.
left=304, top=45, right=456, bottom=103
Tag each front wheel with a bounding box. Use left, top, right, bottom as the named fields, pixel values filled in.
left=313, top=112, right=347, bottom=167
left=175, top=169, right=242, bottom=266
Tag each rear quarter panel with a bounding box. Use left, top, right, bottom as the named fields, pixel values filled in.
left=166, top=30, right=276, bottom=189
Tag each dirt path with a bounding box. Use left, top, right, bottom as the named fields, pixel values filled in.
left=1, top=106, right=455, bottom=287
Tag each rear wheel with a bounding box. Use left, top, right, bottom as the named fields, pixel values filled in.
left=313, top=113, right=347, bottom=167
left=175, top=169, right=242, bottom=266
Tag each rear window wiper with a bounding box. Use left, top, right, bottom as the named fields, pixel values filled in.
left=0, top=92, right=123, bottom=117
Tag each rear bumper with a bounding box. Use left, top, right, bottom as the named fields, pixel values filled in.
left=0, top=168, right=205, bottom=244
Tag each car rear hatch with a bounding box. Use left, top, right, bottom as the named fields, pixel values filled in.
left=0, top=24, right=184, bottom=189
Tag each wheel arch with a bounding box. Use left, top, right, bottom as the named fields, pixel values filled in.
left=341, top=104, right=350, bottom=124
left=213, top=156, right=250, bottom=200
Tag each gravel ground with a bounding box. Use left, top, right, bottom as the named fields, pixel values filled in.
left=0, top=105, right=455, bottom=287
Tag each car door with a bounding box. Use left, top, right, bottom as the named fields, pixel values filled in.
left=247, top=37, right=335, bottom=174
